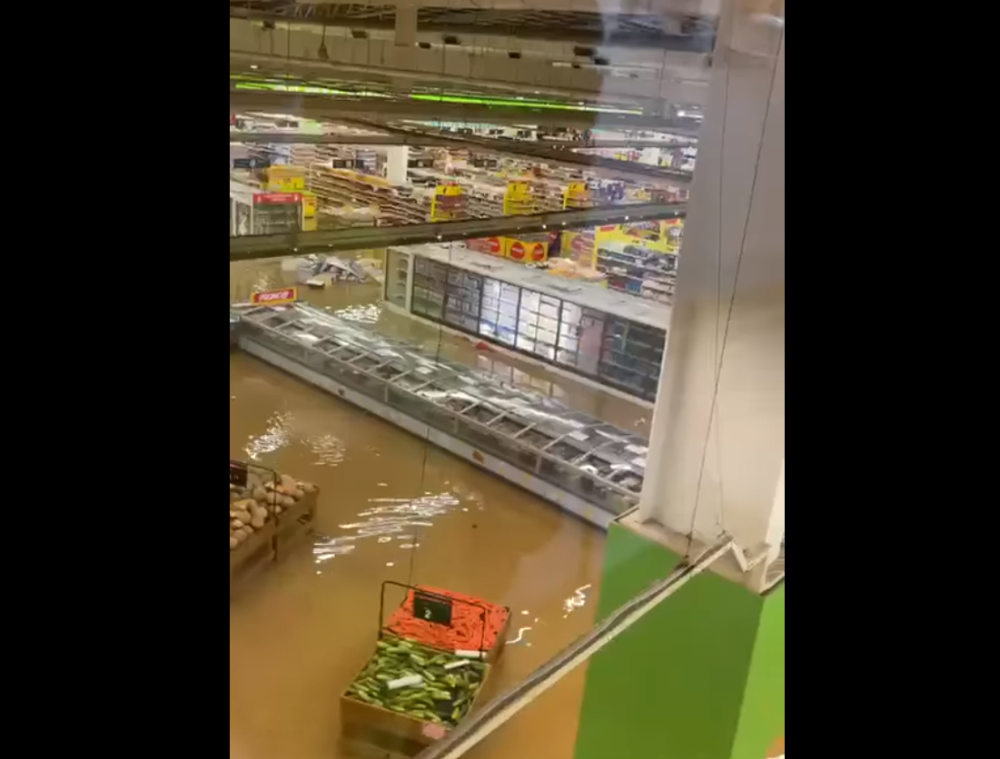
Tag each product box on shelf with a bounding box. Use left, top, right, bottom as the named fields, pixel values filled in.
left=265, top=165, right=306, bottom=192
left=505, top=236, right=548, bottom=263
left=465, top=237, right=505, bottom=257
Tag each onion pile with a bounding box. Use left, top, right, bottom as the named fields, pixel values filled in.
left=229, top=472, right=317, bottom=550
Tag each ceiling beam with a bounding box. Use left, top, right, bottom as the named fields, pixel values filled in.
left=229, top=88, right=699, bottom=131
left=228, top=5, right=715, bottom=49
left=230, top=131, right=697, bottom=150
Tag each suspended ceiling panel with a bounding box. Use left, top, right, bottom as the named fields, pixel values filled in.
left=232, top=2, right=718, bottom=47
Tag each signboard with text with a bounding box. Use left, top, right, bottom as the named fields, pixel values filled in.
left=250, top=287, right=298, bottom=306
left=253, top=192, right=302, bottom=205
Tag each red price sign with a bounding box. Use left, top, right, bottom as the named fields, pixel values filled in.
left=253, top=192, right=302, bottom=204
left=251, top=287, right=298, bottom=306
left=509, top=241, right=525, bottom=260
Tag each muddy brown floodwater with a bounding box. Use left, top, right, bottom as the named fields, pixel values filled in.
left=229, top=256, right=649, bottom=759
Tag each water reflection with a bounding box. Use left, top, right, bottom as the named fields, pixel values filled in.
left=563, top=583, right=592, bottom=616
left=313, top=491, right=460, bottom=564
left=244, top=412, right=292, bottom=459
left=336, top=301, right=382, bottom=324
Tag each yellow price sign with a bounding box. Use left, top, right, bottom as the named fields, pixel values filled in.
left=506, top=182, right=530, bottom=201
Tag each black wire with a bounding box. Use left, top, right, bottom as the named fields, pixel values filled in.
left=406, top=166, right=455, bottom=589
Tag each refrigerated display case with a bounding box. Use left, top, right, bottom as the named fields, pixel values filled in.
left=386, top=244, right=671, bottom=402
left=412, top=255, right=448, bottom=321
left=383, top=248, right=412, bottom=310
left=232, top=302, right=651, bottom=527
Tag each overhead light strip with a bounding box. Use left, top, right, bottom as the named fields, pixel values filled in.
left=232, top=78, right=643, bottom=115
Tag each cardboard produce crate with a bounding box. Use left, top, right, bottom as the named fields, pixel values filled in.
left=339, top=645, right=494, bottom=758
left=383, top=583, right=512, bottom=664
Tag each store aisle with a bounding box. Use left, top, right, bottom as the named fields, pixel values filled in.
left=229, top=352, right=605, bottom=759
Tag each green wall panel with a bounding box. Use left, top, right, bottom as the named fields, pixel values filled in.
left=573, top=523, right=784, bottom=759
left=731, top=582, right=785, bottom=759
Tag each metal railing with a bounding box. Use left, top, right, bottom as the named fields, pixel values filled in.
left=414, top=535, right=736, bottom=759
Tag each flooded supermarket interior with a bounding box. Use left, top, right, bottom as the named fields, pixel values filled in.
left=230, top=256, right=619, bottom=759
left=229, top=3, right=784, bottom=759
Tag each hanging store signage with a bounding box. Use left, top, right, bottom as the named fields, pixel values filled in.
left=253, top=192, right=302, bottom=205
left=233, top=156, right=270, bottom=170
left=251, top=287, right=298, bottom=306
left=412, top=591, right=454, bottom=626
left=229, top=460, right=249, bottom=487
left=508, top=240, right=526, bottom=260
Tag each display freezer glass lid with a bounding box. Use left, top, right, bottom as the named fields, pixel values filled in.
left=236, top=303, right=650, bottom=477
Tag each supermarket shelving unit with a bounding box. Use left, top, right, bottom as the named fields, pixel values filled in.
left=596, top=243, right=677, bottom=303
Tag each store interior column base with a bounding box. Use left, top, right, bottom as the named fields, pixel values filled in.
left=573, top=519, right=784, bottom=759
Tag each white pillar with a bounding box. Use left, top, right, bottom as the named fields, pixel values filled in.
left=394, top=1, right=418, bottom=48
left=637, top=2, right=785, bottom=567
left=384, top=146, right=409, bottom=185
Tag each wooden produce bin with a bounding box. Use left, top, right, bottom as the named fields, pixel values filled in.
left=274, top=489, right=318, bottom=562
left=384, top=583, right=512, bottom=664
left=340, top=648, right=494, bottom=758
left=229, top=520, right=276, bottom=592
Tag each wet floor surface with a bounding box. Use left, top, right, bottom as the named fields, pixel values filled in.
left=229, top=257, right=646, bottom=759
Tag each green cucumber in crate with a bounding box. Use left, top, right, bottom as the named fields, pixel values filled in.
left=345, top=636, right=487, bottom=726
